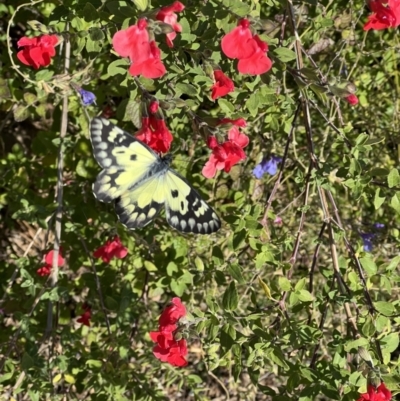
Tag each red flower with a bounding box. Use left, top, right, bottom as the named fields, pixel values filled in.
left=128, top=41, right=166, bottom=79
left=158, top=297, right=186, bottom=330
left=37, top=266, right=52, bottom=277
left=149, top=101, right=159, bottom=114
left=93, top=235, right=128, bottom=263
left=113, top=19, right=150, bottom=61
left=211, top=70, right=235, bottom=100
left=36, top=249, right=65, bottom=277
left=77, top=304, right=92, bottom=327
left=221, top=18, right=257, bottom=59
left=217, top=117, right=247, bottom=128
left=345, top=94, right=359, bottom=106
left=237, top=35, right=272, bottom=75
left=357, top=383, right=392, bottom=401
left=202, top=124, right=249, bottom=178
left=17, top=35, right=58, bottom=69
left=156, top=1, right=185, bottom=47
left=136, top=116, right=173, bottom=153
left=150, top=297, right=188, bottom=367
left=364, top=0, right=400, bottom=30
left=112, top=20, right=166, bottom=79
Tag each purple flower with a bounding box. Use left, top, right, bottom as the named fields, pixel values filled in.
left=253, top=155, right=282, bottom=179
left=360, top=233, right=375, bottom=252
left=374, top=223, right=385, bottom=229
left=78, top=88, right=96, bottom=106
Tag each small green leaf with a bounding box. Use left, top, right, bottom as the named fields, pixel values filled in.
left=89, top=27, right=105, bottom=41
left=228, top=263, right=245, bottom=284
left=132, top=0, right=148, bottom=11
left=222, top=281, right=238, bottom=311
left=21, top=353, right=34, bottom=371
left=388, top=168, right=400, bottom=188
left=360, top=257, right=377, bottom=275
left=107, top=59, right=129, bottom=76
left=374, top=301, right=395, bottom=316
left=374, top=188, right=385, bottom=210
left=13, top=105, right=29, bottom=122
left=273, top=47, right=297, bottom=62
left=390, top=193, right=400, bottom=213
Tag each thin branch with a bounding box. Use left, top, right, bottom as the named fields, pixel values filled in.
left=46, top=24, right=71, bottom=336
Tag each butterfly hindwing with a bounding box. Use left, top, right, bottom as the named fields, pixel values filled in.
left=164, top=171, right=221, bottom=234
left=90, top=117, right=221, bottom=234
left=115, top=174, right=165, bottom=229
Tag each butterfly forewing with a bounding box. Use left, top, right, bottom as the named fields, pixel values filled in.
left=91, top=117, right=161, bottom=202
left=90, top=117, right=221, bottom=235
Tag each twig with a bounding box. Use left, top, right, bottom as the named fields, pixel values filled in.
left=45, top=24, right=71, bottom=337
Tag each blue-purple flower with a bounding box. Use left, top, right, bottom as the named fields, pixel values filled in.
left=253, top=155, right=282, bottom=178
left=360, top=233, right=375, bottom=252
left=78, top=88, right=96, bottom=106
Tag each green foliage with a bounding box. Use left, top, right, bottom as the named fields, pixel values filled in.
left=0, top=0, right=400, bottom=400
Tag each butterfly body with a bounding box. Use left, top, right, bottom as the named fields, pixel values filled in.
left=90, top=117, right=221, bottom=234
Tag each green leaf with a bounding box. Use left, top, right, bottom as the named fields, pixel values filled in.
left=89, top=27, right=105, bottom=41
left=21, top=353, right=34, bottom=371
left=107, top=59, right=129, bottom=76
left=373, top=188, right=385, bottom=210
left=360, top=257, right=377, bottom=275
left=380, top=333, right=399, bottom=352
left=175, top=82, right=198, bottom=97
left=13, top=105, right=29, bottom=122
left=388, top=168, right=400, bottom=188
left=218, top=98, right=235, bottom=113
left=273, top=47, right=297, bottom=62
left=297, top=289, right=314, bottom=302
left=132, top=0, right=148, bottom=11
left=228, top=263, right=245, bottom=284
left=222, top=281, right=239, bottom=311
left=390, top=193, right=400, bottom=213
left=374, top=301, right=394, bottom=316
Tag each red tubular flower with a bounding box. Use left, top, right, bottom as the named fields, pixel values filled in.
left=345, top=94, right=359, bottom=106
left=77, top=305, right=92, bottom=327
left=237, top=35, right=272, bottom=75
left=150, top=297, right=188, bottom=367
left=113, top=20, right=166, bottom=79
left=211, top=70, right=235, bottom=100
left=149, top=101, right=159, bottom=114
left=202, top=125, right=249, bottom=178
left=128, top=41, right=166, bottom=79
left=156, top=1, right=185, bottom=47
left=113, top=19, right=150, bottom=62
left=357, top=382, right=392, bottom=401
left=136, top=116, right=173, bottom=153
left=364, top=0, right=400, bottom=30
left=17, top=35, right=58, bottom=69
left=221, top=18, right=257, bottom=59
left=37, top=249, right=65, bottom=277
left=93, top=235, right=128, bottom=263
left=217, top=118, right=247, bottom=128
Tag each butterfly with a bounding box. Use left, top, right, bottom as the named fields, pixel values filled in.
left=90, top=117, right=221, bottom=234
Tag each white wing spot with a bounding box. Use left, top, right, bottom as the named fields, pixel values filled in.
left=97, top=142, right=108, bottom=150
left=148, top=208, right=157, bottom=218
left=197, top=223, right=203, bottom=232
left=170, top=215, right=179, bottom=226
left=203, top=222, right=209, bottom=232
left=188, top=218, right=196, bottom=230
left=180, top=220, right=187, bottom=231
left=209, top=221, right=215, bottom=231
left=97, top=151, right=107, bottom=159
left=138, top=213, right=147, bottom=222
left=92, top=135, right=101, bottom=143
left=102, top=159, right=112, bottom=168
